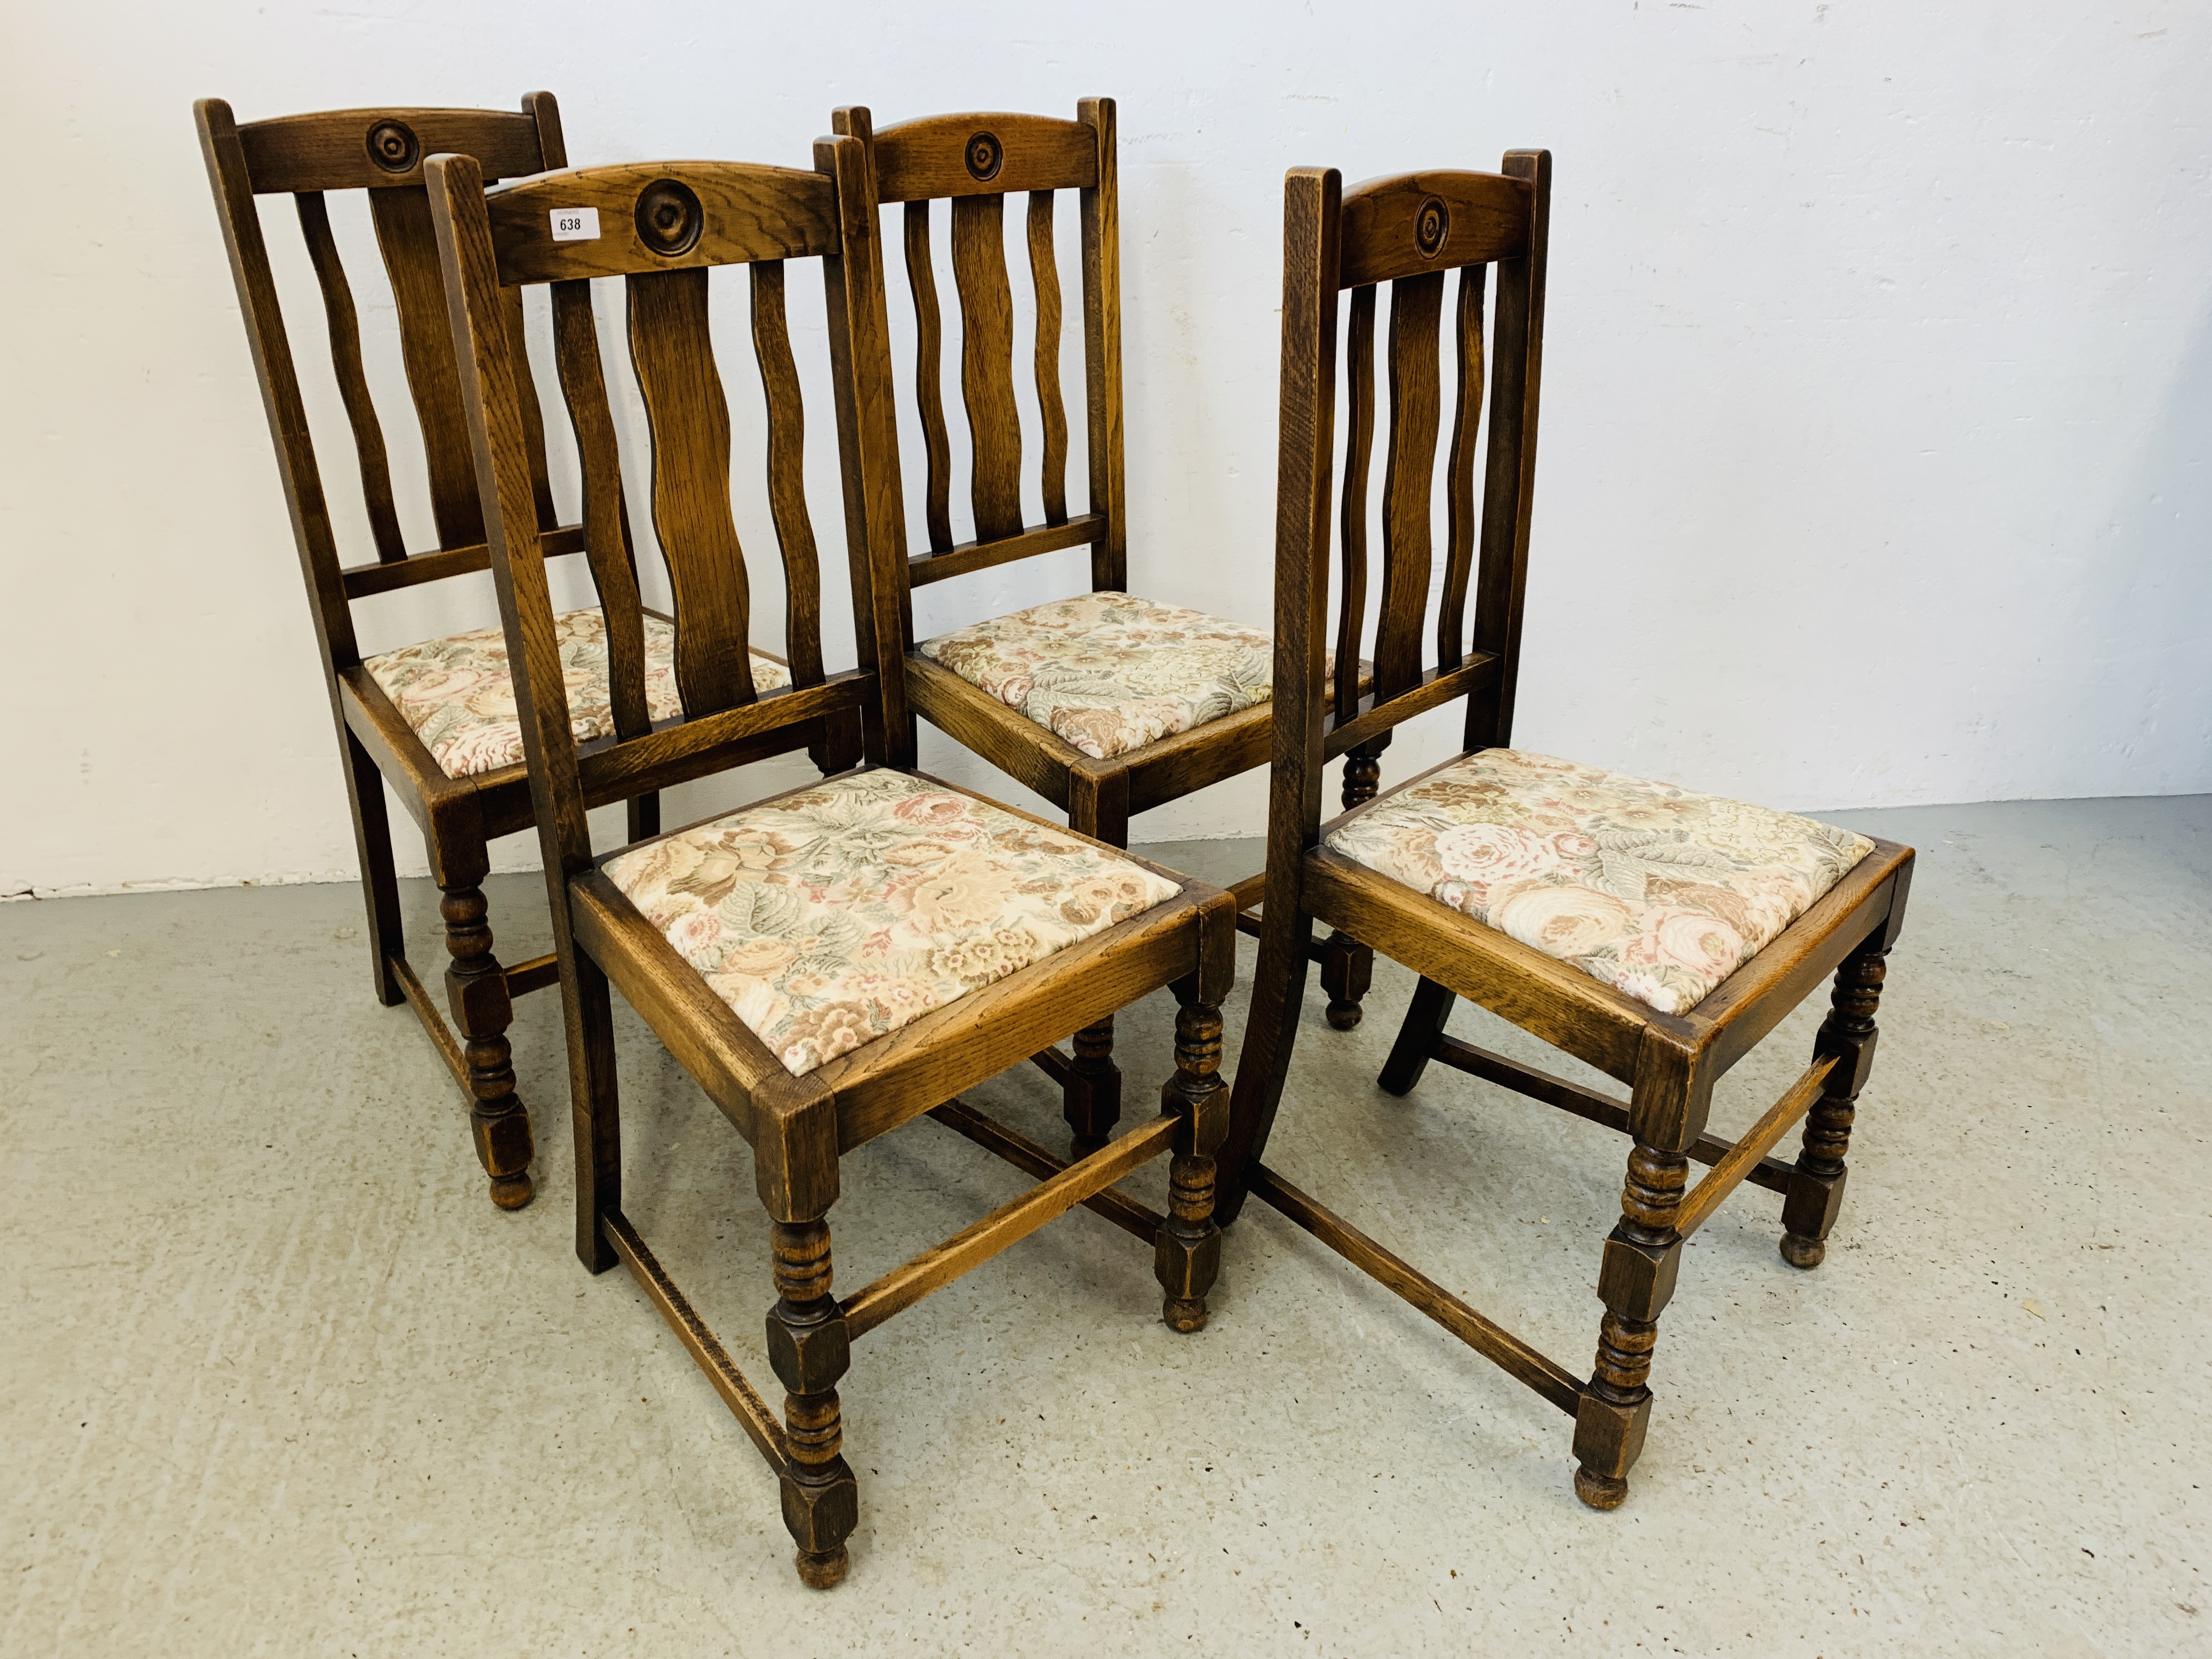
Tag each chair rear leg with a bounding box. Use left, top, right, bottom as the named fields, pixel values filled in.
left=625, top=792, right=661, bottom=844
left=1781, top=943, right=1891, bottom=1268
left=569, top=951, right=622, bottom=1273
left=1572, top=1141, right=1686, bottom=1510
left=1063, top=771, right=1127, bottom=1158
left=1320, top=741, right=1385, bottom=1028
left=441, top=871, right=534, bottom=1210
left=768, top=1216, right=857, bottom=1588
left=1154, top=1000, right=1228, bottom=1331
left=1065, top=1018, right=1122, bottom=1159
left=1378, top=976, right=1455, bottom=1096
left=344, top=729, right=406, bottom=1008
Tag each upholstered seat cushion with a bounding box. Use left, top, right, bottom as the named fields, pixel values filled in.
left=1325, top=749, right=1874, bottom=1015
left=916, top=591, right=1274, bottom=761
left=364, top=608, right=791, bottom=780
left=603, top=770, right=1183, bottom=1077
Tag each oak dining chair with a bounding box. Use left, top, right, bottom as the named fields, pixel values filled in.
left=196, top=94, right=853, bottom=1211
left=1220, top=155, right=1915, bottom=1510
left=423, top=137, right=1237, bottom=1586
left=831, top=98, right=1381, bottom=1169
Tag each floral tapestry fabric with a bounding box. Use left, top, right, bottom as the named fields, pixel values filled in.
left=917, top=591, right=1275, bottom=760
left=1324, top=749, right=1874, bottom=1015
left=603, top=769, right=1183, bottom=1077
left=364, top=608, right=791, bottom=780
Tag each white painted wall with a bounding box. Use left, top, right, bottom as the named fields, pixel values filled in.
left=3, top=1, right=2207, bottom=896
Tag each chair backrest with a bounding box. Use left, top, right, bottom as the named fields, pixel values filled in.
left=422, top=143, right=903, bottom=887
left=831, top=101, right=1122, bottom=629
left=195, top=97, right=573, bottom=670
left=1271, top=155, right=1552, bottom=844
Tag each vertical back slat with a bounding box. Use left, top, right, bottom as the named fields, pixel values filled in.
left=1026, top=191, right=1069, bottom=525
left=1333, top=284, right=1377, bottom=725
left=1077, top=95, right=1126, bottom=589
left=551, top=278, right=650, bottom=741
left=499, top=282, right=558, bottom=532
left=368, top=186, right=486, bottom=550
left=752, top=261, right=827, bottom=690
left=902, top=201, right=955, bottom=552
left=625, top=265, right=755, bottom=717
left=950, top=192, right=1025, bottom=543
left=295, top=192, right=407, bottom=563
left=1374, top=270, right=1444, bottom=699
left=1436, top=264, right=1487, bottom=670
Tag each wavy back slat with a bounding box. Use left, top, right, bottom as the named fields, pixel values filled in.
left=901, top=201, right=955, bottom=552
left=950, top=192, right=1025, bottom=543
left=296, top=190, right=407, bottom=563
left=1437, top=264, right=1487, bottom=669
left=551, top=278, right=649, bottom=741
left=751, top=260, right=827, bottom=690
left=626, top=265, right=756, bottom=718
left=1026, top=191, right=1069, bottom=524
left=369, top=184, right=489, bottom=550
left=1334, top=285, right=1376, bottom=726
left=1374, top=270, right=1445, bottom=701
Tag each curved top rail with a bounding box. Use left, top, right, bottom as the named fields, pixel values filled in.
left=1338, top=169, right=1532, bottom=288
left=238, top=105, right=547, bottom=194
left=869, top=110, right=1098, bottom=202
left=479, top=160, right=842, bottom=284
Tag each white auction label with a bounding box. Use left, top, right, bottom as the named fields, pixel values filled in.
left=550, top=207, right=600, bottom=242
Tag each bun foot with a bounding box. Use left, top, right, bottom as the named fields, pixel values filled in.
left=488, top=1170, right=534, bottom=1210
left=1779, top=1231, right=1825, bottom=1269
left=1574, top=1465, right=1628, bottom=1510
left=1162, top=1296, right=1209, bottom=1334
left=1324, top=999, right=1363, bottom=1030
left=794, top=1545, right=849, bottom=1589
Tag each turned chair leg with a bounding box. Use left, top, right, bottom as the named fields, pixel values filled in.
left=1320, top=742, right=1385, bottom=1029
left=440, top=877, right=534, bottom=1210
left=1781, top=943, right=1891, bottom=1269
left=344, top=729, right=406, bottom=1008
left=1154, top=1001, right=1228, bottom=1331
left=1572, top=1142, right=1686, bottom=1510
left=1065, top=1017, right=1123, bottom=1160
left=768, top=1217, right=857, bottom=1588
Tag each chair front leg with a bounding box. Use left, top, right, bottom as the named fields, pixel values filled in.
left=1572, top=1141, right=1686, bottom=1510
left=768, top=1217, right=857, bottom=1588
left=440, top=874, right=534, bottom=1210
left=1320, top=741, right=1384, bottom=1029
left=1781, top=943, right=1891, bottom=1268
left=1154, top=1001, right=1228, bottom=1331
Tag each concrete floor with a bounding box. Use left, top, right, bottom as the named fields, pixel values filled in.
left=2, top=795, right=2207, bottom=1656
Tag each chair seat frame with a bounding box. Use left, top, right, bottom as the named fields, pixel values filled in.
left=1220, top=156, right=1917, bottom=1510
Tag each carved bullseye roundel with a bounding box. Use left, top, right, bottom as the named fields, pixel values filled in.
left=1415, top=196, right=1449, bottom=259
left=635, top=179, right=704, bottom=257
left=965, top=131, right=1003, bottom=182
left=365, top=120, right=420, bottom=174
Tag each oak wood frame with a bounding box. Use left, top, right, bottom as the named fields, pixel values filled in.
left=425, top=141, right=1237, bottom=1588
left=195, top=93, right=847, bottom=1213
left=1221, top=156, right=1917, bottom=1512
left=831, top=98, right=1380, bottom=1167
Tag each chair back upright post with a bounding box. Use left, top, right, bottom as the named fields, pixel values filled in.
left=1227, top=154, right=1553, bottom=1213
left=830, top=103, right=1124, bottom=650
